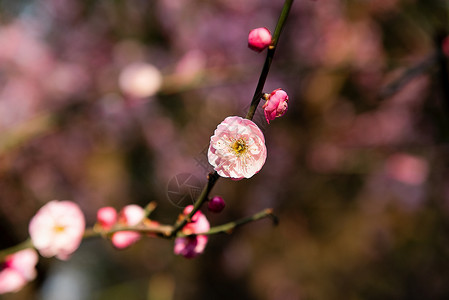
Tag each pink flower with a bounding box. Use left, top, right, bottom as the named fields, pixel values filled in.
left=97, top=207, right=118, bottom=230
left=263, top=89, right=288, bottom=124
left=248, top=27, right=272, bottom=52
left=174, top=205, right=210, bottom=258
left=0, top=249, right=38, bottom=294
left=208, top=116, right=267, bottom=180
left=180, top=205, right=210, bottom=235
left=111, top=205, right=145, bottom=249
left=29, top=201, right=85, bottom=260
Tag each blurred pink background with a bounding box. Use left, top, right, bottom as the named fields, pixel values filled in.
left=0, top=0, right=449, bottom=299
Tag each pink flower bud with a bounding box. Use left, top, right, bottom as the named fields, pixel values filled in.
left=96, top=207, right=117, bottom=230
left=262, top=88, right=289, bottom=124
left=111, top=231, right=141, bottom=249
left=29, top=200, right=85, bottom=260
left=118, top=204, right=145, bottom=226
left=0, top=249, right=38, bottom=294
left=208, top=196, right=225, bottom=213
left=111, top=204, right=145, bottom=249
left=248, top=27, right=272, bottom=52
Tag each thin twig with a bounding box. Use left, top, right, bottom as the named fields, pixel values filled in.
left=191, top=208, right=278, bottom=236
left=379, top=52, right=438, bottom=99
left=170, top=172, right=220, bottom=237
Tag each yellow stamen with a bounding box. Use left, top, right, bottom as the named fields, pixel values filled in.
left=54, top=225, right=66, bottom=233
left=231, top=139, right=247, bottom=155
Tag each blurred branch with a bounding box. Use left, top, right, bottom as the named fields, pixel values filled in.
left=379, top=51, right=439, bottom=99
left=0, top=239, right=33, bottom=262
left=0, top=208, right=278, bottom=261
left=84, top=224, right=175, bottom=240
left=0, top=113, right=54, bottom=155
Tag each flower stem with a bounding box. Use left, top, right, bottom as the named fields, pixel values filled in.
left=84, top=224, right=175, bottom=239
left=0, top=239, right=34, bottom=262
left=179, top=208, right=278, bottom=237
left=169, top=172, right=220, bottom=237
left=245, top=0, right=294, bottom=120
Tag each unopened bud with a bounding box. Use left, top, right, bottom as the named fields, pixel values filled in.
left=248, top=27, right=272, bottom=52
left=208, top=196, right=226, bottom=213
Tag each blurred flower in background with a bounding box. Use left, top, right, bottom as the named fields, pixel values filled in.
left=0, top=249, right=38, bottom=294
left=118, top=62, right=162, bottom=99
left=29, top=201, right=85, bottom=260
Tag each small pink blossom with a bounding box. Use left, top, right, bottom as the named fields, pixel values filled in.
left=263, top=89, right=288, bottom=124
left=29, top=201, right=85, bottom=260
left=118, top=205, right=145, bottom=226
left=97, top=207, right=117, bottom=230
left=111, top=205, right=145, bottom=249
left=111, top=231, right=141, bottom=249
left=208, top=116, right=267, bottom=180
left=248, top=27, right=272, bottom=52
left=0, top=249, right=38, bottom=294
left=174, top=205, right=210, bottom=258
left=181, top=205, right=210, bottom=235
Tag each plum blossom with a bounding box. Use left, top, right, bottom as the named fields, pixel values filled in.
left=174, top=205, right=210, bottom=258
left=248, top=27, right=272, bottom=52
left=0, top=249, right=38, bottom=294
left=208, top=116, right=267, bottom=180
left=111, top=204, right=145, bottom=249
left=29, top=201, right=85, bottom=260
left=263, top=89, right=288, bottom=124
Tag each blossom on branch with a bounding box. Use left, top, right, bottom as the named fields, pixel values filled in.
left=174, top=205, right=210, bottom=258
left=29, top=200, right=85, bottom=260
left=0, top=249, right=38, bottom=294
left=111, top=205, right=145, bottom=249
left=208, top=116, right=267, bottom=180
left=263, top=89, right=289, bottom=124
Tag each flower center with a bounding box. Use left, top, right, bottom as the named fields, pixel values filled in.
left=54, top=225, right=66, bottom=233
left=231, top=139, right=247, bottom=155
